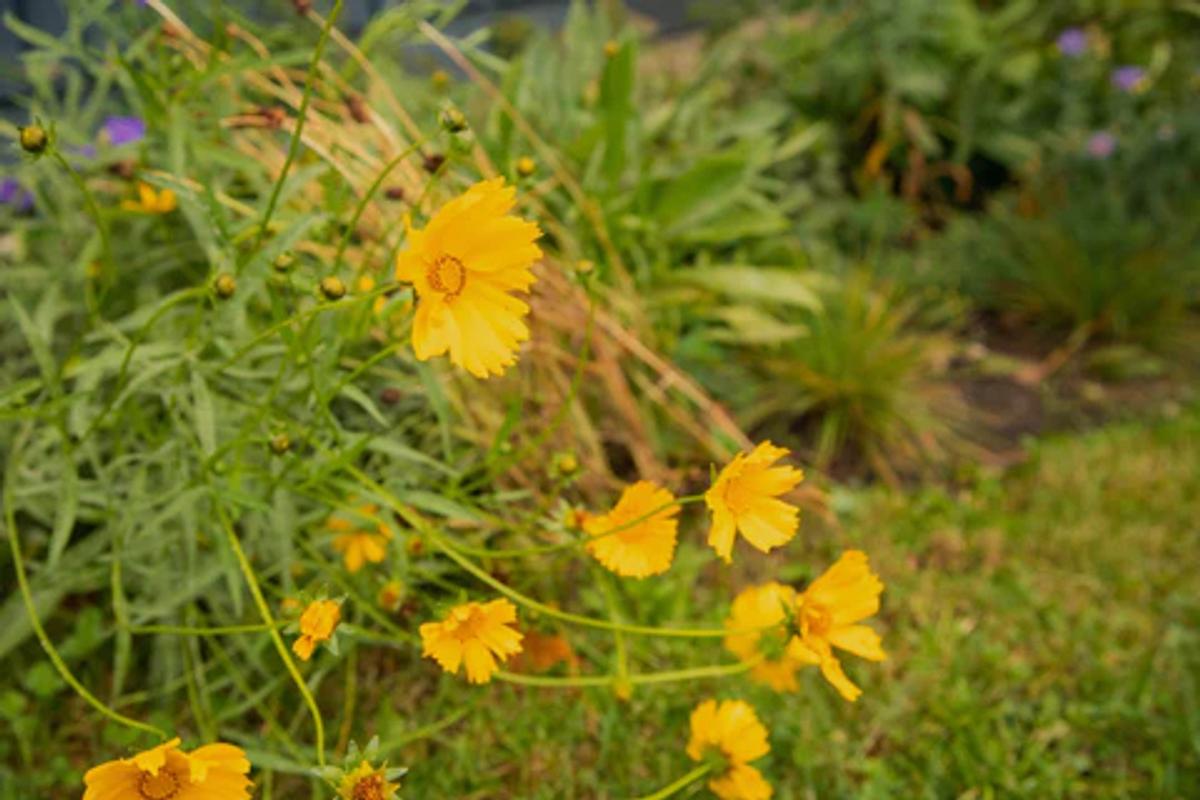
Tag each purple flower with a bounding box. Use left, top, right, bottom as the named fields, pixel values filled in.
left=1111, top=65, right=1146, bottom=93
left=103, top=115, right=146, bottom=146
left=0, top=178, right=34, bottom=212
left=1086, top=131, right=1116, bottom=159
left=1056, top=28, right=1088, bottom=57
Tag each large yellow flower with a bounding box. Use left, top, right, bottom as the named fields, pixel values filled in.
left=337, top=760, right=399, bottom=800
left=724, top=582, right=805, bottom=692
left=686, top=700, right=772, bottom=800
left=83, top=737, right=252, bottom=800
left=584, top=481, right=680, bottom=578
left=293, top=599, right=341, bottom=661
left=705, top=441, right=804, bottom=563
left=420, top=599, right=524, bottom=684
left=329, top=504, right=392, bottom=573
left=395, top=177, right=542, bottom=378
left=786, top=550, right=887, bottom=702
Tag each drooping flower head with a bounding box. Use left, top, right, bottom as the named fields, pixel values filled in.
left=122, top=181, right=176, bottom=214
left=1086, top=130, right=1117, bottom=159
left=420, top=598, right=524, bottom=684
left=686, top=700, right=773, bottom=800
left=705, top=441, right=804, bottom=563
left=584, top=480, right=681, bottom=578
left=103, top=115, right=147, bottom=146
left=337, top=760, right=399, bottom=800
left=83, top=737, right=253, bottom=800
left=293, top=599, right=341, bottom=661
left=395, top=177, right=542, bottom=378
left=1111, top=65, right=1147, bottom=93
left=329, top=503, right=392, bottom=573
left=1055, top=28, right=1088, bottom=57
left=724, top=582, right=806, bottom=692
left=786, top=550, right=886, bottom=702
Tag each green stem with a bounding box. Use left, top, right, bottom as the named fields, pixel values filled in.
left=4, top=442, right=165, bottom=741
left=494, top=659, right=754, bottom=689
left=212, top=499, right=326, bottom=765
left=331, top=142, right=425, bottom=274
left=634, top=764, right=712, bottom=800
left=128, top=623, right=277, bottom=636
left=52, top=151, right=113, bottom=273
left=254, top=0, right=345, bottom=251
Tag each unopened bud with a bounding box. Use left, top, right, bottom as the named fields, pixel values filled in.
left=319, top=275, right=346, bottom=300
left=516, top=156, right=536, bottom=178
left=18, top=124, right=48, bottom=155
left=422, top=153, right=446, bottom=174
left=213, top=273, right=236, bottom=299
left=269, top=433, right=291, bottom=455
left=439, top=107, right=468, bottom=133
left=603, top=40, right=620, bottom=58
left=431, top=69, right=450, bottom=91
left=273, top=252, right=294, bottom=272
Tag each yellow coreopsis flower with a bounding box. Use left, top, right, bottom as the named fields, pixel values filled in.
left=329, top=504, right=392, bottom=573
left=395, top=177, right=543, bottom=378
left=420, top=598, right=524, bottom=684
left=337, top=760, right=399, bottom=800
left=293, top=599, right=341, bottom=661
left=122, top=181, right=177, bottom=214
left=705, top=441, right=804, bottom=563
left=724, top=582, right=806, bottom=692
left=786, top=550, right=886, bottom=702
left=584, top=480, right=680, bottom=578
left=83, top=737, right=252, bottom=800
left=686, top=700, right=773, bottom=800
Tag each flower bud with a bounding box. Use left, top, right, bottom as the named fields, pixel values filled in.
left=319, top=275, right=346, bottom=300
left=213, top=273, right=236, bottom=299
left=516, top=156, right=536, bottom=178
left=18, top=124, right=48, bottom=154
left=439, top=107, right=468, bottom=133
left=422, top=153, right=446, bottom=174
left=273, top=252, right=294, bottom=272
left=603, top=40, right=620, bottom=58
left=269, top=433, right=291, bottom=455
left=431, top=69, right=450, bottom=92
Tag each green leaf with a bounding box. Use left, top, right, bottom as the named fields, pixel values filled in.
left=685, top=266, right=828, bottom=309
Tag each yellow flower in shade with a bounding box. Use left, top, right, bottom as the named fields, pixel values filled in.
left=329, top=504, right=392, bottom=573
left=83, top=737, right=252, bottom=800
left=724, top=582, right=805, bottom=692
left=395, top=177, right=543, bottom=378
left=337, top=760, right=399, bottom=800
left=705, top=441, right=804, bottom=563
left=420, top=599, right=524, bottom=684
left=121, top=181, right=177, bottom=214
left=786, top=550, right=886, bottom=702
left=583, top=481, right=680, bottom=578
left=686, top=700, right=772, bottom=800
left=293, top=599, right=341, bottom=661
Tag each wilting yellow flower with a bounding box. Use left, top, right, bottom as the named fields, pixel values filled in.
left=329, top=504, right=392, bottom=573
left=584, top=481, right=680, bottom=578
left=293, top=599, right=341, bottom=661
left=121, top=181, right=177, bottom=214
left=83, top=737, right=252, bottom=800
left=337, top=760, right=399, bottom=800
left=724, top=582, right=805, bottom=692
left=686, top=700, right=772, bottom=800
left=420, top=599, right=524, bottom=684
left=395, top=177, right=542, bottom=378
left=705, top=441, right=804, bottom=563
left=786, top=550, right=886, bottom=702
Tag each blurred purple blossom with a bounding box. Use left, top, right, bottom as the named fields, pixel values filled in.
left=1, top=178, right=34, bottom=212
left=1056, top=28, right=1088, bottom=57
left=103, top=116, right=146, bottom=146
left=1086, top=131, right=1117, bottom=159
left=1111, top=66, right=1146, bottom=92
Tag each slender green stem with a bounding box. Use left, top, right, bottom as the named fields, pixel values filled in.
left=634, top=764, right=712, bottom=800
left=331, top=142, right=425, bottom=274
left=212, top=499, right=327, bottom=765
left=494, top=659, right=754, bottom=689
left=128, top=623, right=277, bottom=636
left=52, top=151, right=113, bottom=272
left=254, top=0, right=345, bottom=251
left=4, top=442, right=165, bottom=741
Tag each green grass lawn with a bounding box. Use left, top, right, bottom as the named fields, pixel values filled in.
left=390, top=408, right=1200, bottom=799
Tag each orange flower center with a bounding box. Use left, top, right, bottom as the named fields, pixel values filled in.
left=138, top=769, right=182, bottom=800
left=447, top=605, right=487, bottom=640
left=352, top=774, right=388, bottom=800
left=798, top=598, right=832, bottom=639
left=426, top=253, right=466, bottom=297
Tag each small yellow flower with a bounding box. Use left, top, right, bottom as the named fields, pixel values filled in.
left=395, top=177, right=543, bottom=378
left=516, top=156, right=536, bottom=177
left=293, top=599, right=341, bottom=661
left=122, top=181, right=177, bottom=214
left=329, top=504, right=392, bottom=573
left=420, top=599, right=523, bottom=684
left=337, top=760, right=399, bottom=800
left=705, top=441, right=804, bottom=563
left=786, top=550, right=886, bottom=702
left=686, top=700, right=772, bottom=800
left=83, top=737, right=252, bottom=800
left=724, top=582, right=805, bottom=692
left=584, top=481, right=680, bottom=578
